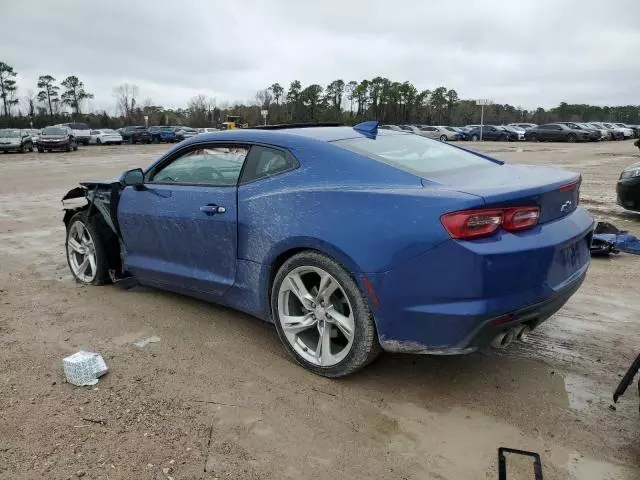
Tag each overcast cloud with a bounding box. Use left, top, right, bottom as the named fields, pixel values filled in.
left=2, top=0, right=639, bottom=113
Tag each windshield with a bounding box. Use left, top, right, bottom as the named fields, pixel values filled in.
left=42, top=127, right=66, bottom=135
left=0, top=129, right=21, bottom=138
left=69, top=123, right=90, bottom=130
left=333, top=133, right=495, bottom=177
left=102, top=129, right=117, bottom=134
left=445, top=127, right=457, bottom=132
left=603, top=123, right=615, bottom=128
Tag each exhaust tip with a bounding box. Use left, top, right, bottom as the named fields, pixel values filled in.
left=516, top=325, right=531, bottom=342
left=491, top=329, right=515, bottom=349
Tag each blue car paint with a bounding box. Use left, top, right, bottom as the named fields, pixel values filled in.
left=114, top=126, right=593, bottom=353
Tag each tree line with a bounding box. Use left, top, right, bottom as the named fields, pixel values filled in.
left=1, top=60, right=640, bottom=130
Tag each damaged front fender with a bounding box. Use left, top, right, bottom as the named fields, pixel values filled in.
left=62, top=180, right=123, bottom=237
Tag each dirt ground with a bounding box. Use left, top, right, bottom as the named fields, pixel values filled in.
left=1, top=140, right=639, bottom=480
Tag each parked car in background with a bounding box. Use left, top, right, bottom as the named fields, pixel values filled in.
left=431, top=126, right=460, bottom=141
left=61, top=122, right=593, bottom=377
left=0, top=129, right=34, bottom=153
left=496, top=126, right=524, bottom=141
left=90, top=129, right=123, bottom=145
left=197, top=127, right=220, bottom=134
left=148, top=126, right=178, bottom=143
left=175, top=127, right=199, bottom=141
left=616, top=124, right=639, bottom=137
left=603, top=122, right=634, bottom=139
left=120, top=126, right=152, bottom=144
left=446, top=126, right=468, bottom=140
left=509, top=123, right=537, bottom=130
left=555, top=122, right=601, bottom=142
left=380, top=125, right=405, bottom=132
left=37, top=126, right=78, bottom=152
left=414, top=126, right=456, bottom=141
left=576, top=123, right=609, bottom=140
left=25, top=129, right=40, bottom=144
left=524, top=124, right=590, bottom=142
left=617, top=161, right=640, bottom=212
left=55, top=123, right=92, bottom=145
left=467, top=125, right=509, bottom=141
left=588, top=122, right=623, bottom=140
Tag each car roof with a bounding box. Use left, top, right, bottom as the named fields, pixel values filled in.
left=180, top=126, right=407, bottom=148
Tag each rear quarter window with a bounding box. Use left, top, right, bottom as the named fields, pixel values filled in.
left=334, top=133, right=496, bottom=177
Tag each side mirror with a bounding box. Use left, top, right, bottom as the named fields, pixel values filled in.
left=120, top=168, right=144, bottom=187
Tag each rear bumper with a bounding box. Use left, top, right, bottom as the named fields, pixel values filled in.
left=367, top=207, right=594, bottom=354
left=380, top=270, right=586, bottom=354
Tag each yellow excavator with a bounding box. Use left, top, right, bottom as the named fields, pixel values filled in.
left=221, top=115, right=248, bottom=129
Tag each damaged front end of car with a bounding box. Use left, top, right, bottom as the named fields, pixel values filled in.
left=62, top=178, right=135, bottom=286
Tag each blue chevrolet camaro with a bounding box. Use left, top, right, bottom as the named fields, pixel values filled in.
left=62, top=122, right=593, bottom=377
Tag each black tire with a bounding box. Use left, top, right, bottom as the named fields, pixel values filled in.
left=439, top=134, right=447, bottom=141
left=73, top=141, right=78, bottom=151
left=117, top=142, right=122, bottom=145
left=567, top=133, right=577, bottom=143
left=20, top=143, right=28, bottom=153
left=528, top=133, right=538, bottom=142
left=471, top=134, right=479, bottom=141
left=96, top=138, right=102, bottom=145
left=271, top=251, right=381, bottom=378
left=65, top=212, right=112, bottom=286
left=65, top=141, right=71, bottom=152
left=29, top=143, right=34, bottom=152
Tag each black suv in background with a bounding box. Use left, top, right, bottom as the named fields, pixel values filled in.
left=119, top=126, right=152, bottom=144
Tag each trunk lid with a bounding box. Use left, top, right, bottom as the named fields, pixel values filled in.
left=424, top=164, right=580, bottom=224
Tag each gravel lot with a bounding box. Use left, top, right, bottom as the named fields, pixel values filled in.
left=1, top=140, right=639, bottom=480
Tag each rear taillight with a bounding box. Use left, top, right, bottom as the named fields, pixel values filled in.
left=503, top=207, right=540, bottom=231
left=441, top=206, right=540, bottom=240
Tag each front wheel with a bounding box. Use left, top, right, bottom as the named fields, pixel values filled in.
left=439, top=135, right=447, bottom=141
left=65, top=213, right=111, bottom=285
left=471, top=134, right=479, bottom=141
left=271, top=251, right=381, bottom=377
left=567, top=133, right=577, bottom=143
left=96, top=138, right=102, bottom=145
left=20, top=143, right=28, bottom=153
left=73, top=141, right=78, bottom=151
left=528, top=133, right=538, bottom=142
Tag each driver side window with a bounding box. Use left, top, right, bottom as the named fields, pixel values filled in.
left=150, top=145, right=249, bottom=186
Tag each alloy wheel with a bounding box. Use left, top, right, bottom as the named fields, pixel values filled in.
left=67, top=220, right=98, bottom=283
left=277, top=266, right=355, bottom=367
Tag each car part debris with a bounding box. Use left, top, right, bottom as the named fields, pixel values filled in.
left=498, top=447, right=543, bottom=479
left=590, top=221, right=640, bottom=256
left=63, top=351, right=108, bottom=386
left=134, top=336, right=161, bottom=348
left=613, top=353, right=640, bottom=414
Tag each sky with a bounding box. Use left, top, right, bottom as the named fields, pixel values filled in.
left=2, top=0, right=640, bottom=114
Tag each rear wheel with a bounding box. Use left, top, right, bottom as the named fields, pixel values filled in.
left=528, top=133, right=538, bottom=142
left=439, top=134, right=447, bottom=141
left=20, top=143, right=28, bottom=153
left=73, top=140, right=78, bottom=151
left=471, top=134, right=479, bottom=141
left=96, top=138, right=102, bottom=145
left=271, top=251, right=381, bottom=378
left=65, top=142, right=71, bottom=152
left=65, top=213, right=111, bottom=285
left=567, top=133, right=577, bottom=143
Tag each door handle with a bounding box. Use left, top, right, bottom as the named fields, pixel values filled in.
left=200, top=204, right=226, bottom=215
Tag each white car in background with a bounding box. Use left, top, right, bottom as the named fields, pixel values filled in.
left=89, top=129, right=123, bottom=145
left=197, top=127, right=220, bottom=134
left=603, top=122, right=634, bottom=139
left=25, top=129, right=40, bottom=144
